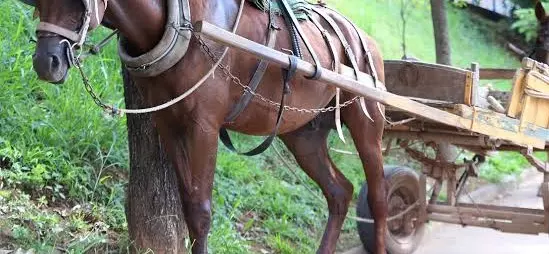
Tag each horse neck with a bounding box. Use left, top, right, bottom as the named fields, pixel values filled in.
left=104, top=0, right=212, bottom=55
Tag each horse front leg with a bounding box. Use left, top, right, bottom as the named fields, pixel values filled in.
left=156, top=120, right=219, bottom=254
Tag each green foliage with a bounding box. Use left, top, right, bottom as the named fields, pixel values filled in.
left=479, top=152, right=529, bottom=182
left=512, top=8, right=538, bottom=42
left=452, top=0, right=468, bottom=8
left=511, top=1, right=549, bottom=42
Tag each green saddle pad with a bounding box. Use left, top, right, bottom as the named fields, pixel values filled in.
left=248, top=0, right=312, bottom=21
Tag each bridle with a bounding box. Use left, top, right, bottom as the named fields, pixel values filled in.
left=36, top=0, right=108, bottom=47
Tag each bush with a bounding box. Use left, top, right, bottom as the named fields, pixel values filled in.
left=511, top=1, right=549, bottom=42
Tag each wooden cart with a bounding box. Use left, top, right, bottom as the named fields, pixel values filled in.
left=355, top=58, right=549, bottom=254
left=194, top=21, right=549, bottom=254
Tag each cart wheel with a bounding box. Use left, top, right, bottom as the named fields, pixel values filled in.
left=356, top=166, right=425, bottom=254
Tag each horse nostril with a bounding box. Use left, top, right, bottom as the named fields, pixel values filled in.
left=50, top=54, right=61, bottom=70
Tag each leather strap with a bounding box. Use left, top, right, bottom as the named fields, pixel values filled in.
left=277, top=0, right=323, bottom=80
left=312, top=7, right=374, bottom=121
left=311, top=8, right=361, bottom=79
left=308, top=12, right=347, bottom=142
left=37, top=22, right=80, bottom=42
left=220, top=56, right=298, bottom=156
left=225, top=23, right=279, bottom=122
left=321, top=6, right=380, bottom=83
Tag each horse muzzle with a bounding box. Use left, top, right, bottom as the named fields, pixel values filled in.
left=32, top=36, right=71, bottom=84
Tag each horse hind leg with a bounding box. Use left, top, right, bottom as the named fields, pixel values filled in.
left=341, top=94, right=388, bottom=254
left=279, top=112, right=353, bottom=254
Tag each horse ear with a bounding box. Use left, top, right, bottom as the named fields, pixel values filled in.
left=536, top=1, right=547, bottom=21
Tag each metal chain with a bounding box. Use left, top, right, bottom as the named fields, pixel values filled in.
left=75, top=24, right=358, bottom=115
left=193, top=33, right=359, bottom=114
left=74, top=55, right=120, bottom=115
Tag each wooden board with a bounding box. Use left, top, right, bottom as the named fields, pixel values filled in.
left=479, top=68, right=517, bottom=80
left=508, top=59, right=549, bottom=129
left=384, top=60, right=472, bottom=105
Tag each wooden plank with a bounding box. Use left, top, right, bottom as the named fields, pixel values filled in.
left=507, top=69, right=526, bottom=118
left=195, top=21, right=547, bottom=149
left=383, top=60, right=471, bottom=104
left=527, top=72, right=549, bottom=94
left=456, top=202, right=546, bottom=216
left=524, top=72, right=549, bottom=128
left=537, top=101, right=549, bottom=128
left=479, top=68, right=517, bottom=80
left=454, top=104, right=549, bottom=143
left=428, top=213, right=546, bottom=235
left=427, top=204, right=546, bottom=223
left=542, top=182, right=549, bottom=233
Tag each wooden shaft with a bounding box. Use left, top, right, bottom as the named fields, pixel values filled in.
left=194, top=21, right=546, bottom=149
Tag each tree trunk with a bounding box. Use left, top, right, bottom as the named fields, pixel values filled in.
left=431, top=0, right=458, bottom=205
left=122, top=67, right=187, bottom=253
left=430, top=0, right=452, bottom=65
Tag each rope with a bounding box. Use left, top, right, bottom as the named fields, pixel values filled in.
left=525, top=88, right=549, bottom=100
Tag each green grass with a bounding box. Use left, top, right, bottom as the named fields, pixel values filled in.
left=0, top=0, right=546, bottom=253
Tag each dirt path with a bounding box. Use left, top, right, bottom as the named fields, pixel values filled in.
left=341, top=169, right=549, bottom=254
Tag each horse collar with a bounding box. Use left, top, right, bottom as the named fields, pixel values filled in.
left=118, top=0, right=192, bottom=77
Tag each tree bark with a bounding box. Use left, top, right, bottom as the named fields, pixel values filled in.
left=431, top=0, right=457, bottom=205
left=122, top=67, right=187, bottom=253
left=430, top=0, right=452, bottom=65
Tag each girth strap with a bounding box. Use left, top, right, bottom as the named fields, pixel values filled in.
left=225, top=14, right=279, bottom=123
left=219, top=56, right=298, bottom=156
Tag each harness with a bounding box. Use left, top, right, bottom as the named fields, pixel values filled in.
left=27, top=0, right=382, bottom=156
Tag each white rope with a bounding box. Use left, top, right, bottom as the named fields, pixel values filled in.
left=118, top=48, right=229, bottom=114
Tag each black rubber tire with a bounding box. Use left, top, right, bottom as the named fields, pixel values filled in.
left=356, top=166, right=425, bottom=254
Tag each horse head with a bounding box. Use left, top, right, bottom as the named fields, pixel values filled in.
left=535, top=1, right=549, bottom=64
left=27, top=0, right=107, bottom=83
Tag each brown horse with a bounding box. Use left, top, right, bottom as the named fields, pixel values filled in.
left=29, top=0, right=387, bottom=253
